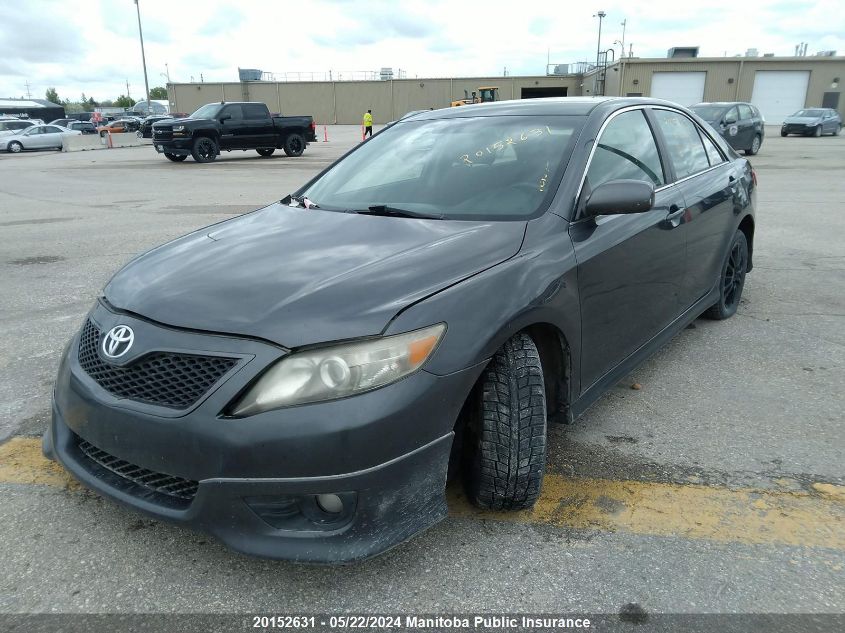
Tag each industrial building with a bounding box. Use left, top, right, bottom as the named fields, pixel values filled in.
left=166, top=55, right=845, bottom=125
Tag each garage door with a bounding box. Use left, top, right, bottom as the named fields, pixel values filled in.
left=650, top=72, right=706, bottom=106
left=751, top=71, right=810, bottom=124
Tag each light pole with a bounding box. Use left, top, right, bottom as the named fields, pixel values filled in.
left=134, top=0, right=151, bottom=115
left=594, top=10, right=606, bottom=70
left=619, top=19, right=627, bottom=58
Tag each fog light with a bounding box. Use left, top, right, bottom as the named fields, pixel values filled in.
left=316, top=493, right=344, bottom=514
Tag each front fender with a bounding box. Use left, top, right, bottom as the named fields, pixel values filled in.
left=384, top=213, right=581, bottom=386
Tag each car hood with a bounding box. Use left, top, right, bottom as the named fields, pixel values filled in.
left=783, top=116, right=822, bottom=125
left=152, top=117, right=210, bottom=127
left=104, top=203, right=526, bottom=348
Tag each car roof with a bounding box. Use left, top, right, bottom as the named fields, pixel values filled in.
left=401, top=96, right=697, bottom=121
left=692, top=102, right=754, bottom=107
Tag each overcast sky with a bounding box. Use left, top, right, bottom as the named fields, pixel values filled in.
left=1, top=0, right=843, bottom=102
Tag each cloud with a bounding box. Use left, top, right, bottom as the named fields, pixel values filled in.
left=0, top=1, right=85, bottom=63
left=198, top=6, right=246, bottom=36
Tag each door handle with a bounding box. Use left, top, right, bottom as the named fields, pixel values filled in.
left=665, top=204, right=685, bottom=228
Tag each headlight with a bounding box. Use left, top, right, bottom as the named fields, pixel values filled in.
left=230, top=323, right=446, bottom=416
left=173, top=125, right=186, bottom=132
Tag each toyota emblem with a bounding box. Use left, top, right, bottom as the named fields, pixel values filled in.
left=102, top=325, right=134, bottom=359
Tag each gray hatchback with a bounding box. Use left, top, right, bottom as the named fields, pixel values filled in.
left=691, top=102, right=765, bottom=155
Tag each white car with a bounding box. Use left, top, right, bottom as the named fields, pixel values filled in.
left=3, top=124, right=81, bottom=153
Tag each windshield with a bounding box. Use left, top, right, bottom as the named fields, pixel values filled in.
left=691, top=105, right=727, bottom=121
left=301, top=115, right=583, bottom=220
left=793, top=109, right=824, bottom=118
left=190, top=103, right=222, bottom=119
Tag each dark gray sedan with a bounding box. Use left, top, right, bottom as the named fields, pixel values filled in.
left=781, top=108, right=842, bottom=137
left=44, top=97, right=756, bottom=563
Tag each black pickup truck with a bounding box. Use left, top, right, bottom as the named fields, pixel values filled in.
left=152, top=102, right=317, bottom=163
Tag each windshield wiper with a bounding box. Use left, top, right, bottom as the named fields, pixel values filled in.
left=354, top=205, right=443, bottom=220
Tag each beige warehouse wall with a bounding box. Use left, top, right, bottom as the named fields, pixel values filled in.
left=166, top=59, right=844, bottom=123
left=612, top=57, right=845, bottom=118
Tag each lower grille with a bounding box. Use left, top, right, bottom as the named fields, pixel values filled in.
left=78, top=438, right=199, bottom=501
left=78, top=319, right=237, bottom=409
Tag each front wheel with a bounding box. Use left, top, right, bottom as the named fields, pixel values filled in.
left=780, top=130, right=788, bottom=137
left=191, top=137, right=217, bottom=163
left=704, top=230, right=748, bottom=320
left=164, top=153, right=187, bottom=162
left=464, top=332, right=547, bottom=511
left=7, top=141, right=23, bottom=153
left=834, top=125, right=841, bottom=136
left=745, top=134, right=761, bottom=155
left=256, top=148, right=275, bottom=157
left=814, top=125, right=822, bottom=137
left=283, top=133, right=305, bottom=157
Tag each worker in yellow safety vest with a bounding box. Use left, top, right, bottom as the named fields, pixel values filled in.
left=362, top=110, right=373, bottom=138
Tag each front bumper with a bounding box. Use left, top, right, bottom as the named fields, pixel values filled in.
left=44, top=303, right=483, bottom=562
left=153, top=136, right=191, bottom=155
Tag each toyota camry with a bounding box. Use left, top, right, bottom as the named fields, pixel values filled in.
left=44, top=97, right=756, bottom=563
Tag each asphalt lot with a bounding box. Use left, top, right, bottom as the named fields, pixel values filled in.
left=0, top=124, right=843, bottom=617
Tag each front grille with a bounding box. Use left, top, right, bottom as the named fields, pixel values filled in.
left=78, top=438, right=198, bottom=501
left=153, top=127, right=172, bottom=139
left=78, top=319, right=237, bottom=409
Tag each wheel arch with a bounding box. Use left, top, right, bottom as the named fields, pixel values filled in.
left=738, top=214, right=754, bottom=272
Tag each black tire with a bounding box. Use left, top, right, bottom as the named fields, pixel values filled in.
left=164, top=153, right=187, bottom=162
left=283, top=133, right=305, bottom=157
left=704, top=230, right=748, bottom=320
left=7, top=141, right=23, bottom=153
left=813, top=125, right=822, bottom=137
left=834, top=125, right=841, bottom=137
left=780, top=130, right=788, bottom=137
left=191, top=136, right=217, bottom=163
left=464, top=332, right=547, bottom=511
left=745, top=134, right=761, bottom=155
left=256, top=148, right=275, bottom=157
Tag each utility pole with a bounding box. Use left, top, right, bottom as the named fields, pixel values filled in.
left=24, top=81, right=31, bottom=98
left=126, top=78, right=131, bottom=99
left=164, top=62, right=171, bottom=83
left=134, top=0, right=151, bottom=115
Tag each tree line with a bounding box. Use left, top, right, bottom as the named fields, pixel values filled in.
left=44, top=86, right=168, bottom=112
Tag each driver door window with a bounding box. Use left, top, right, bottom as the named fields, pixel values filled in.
left=586, top=109, right=665, bottom=190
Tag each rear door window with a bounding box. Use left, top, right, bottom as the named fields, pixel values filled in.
left=653, top=109, right=711, bottom=180
left=699, top=130, right=725, bottom=166
left=243, top=104, right=267, bottom=119
left=586, top=110, right=665, bottom=188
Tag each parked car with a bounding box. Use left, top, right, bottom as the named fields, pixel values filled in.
left=151, top=101, right=317, bottom=163
left=137, top=115, right=172, bottom=138
left=3, top=124, right=81, bottom=152
left=66, top=121, right=97, bottom=135
left=96, top=119, right=140, bottom=136
left=780, top=108, right=842, bottom=137
left=49, top=118, right=78, bottom=128
left=691, top=102, right=765, bottom=155
left=44, top=97, right=756, bottom=563
left=0, top=119, right=36, bottom=135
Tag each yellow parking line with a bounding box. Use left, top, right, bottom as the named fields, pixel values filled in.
left=2, top=437, right=842, bottom=549
left=0, top=437, right=80, bottom=489
left=448, top=475, right=845, bottom=550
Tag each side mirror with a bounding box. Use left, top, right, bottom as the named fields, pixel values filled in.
left=585, top=180, right=655, bottom=217
left=219, top=115, right=231, bottom=123
left=724, top=114, right=737, bottom=125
